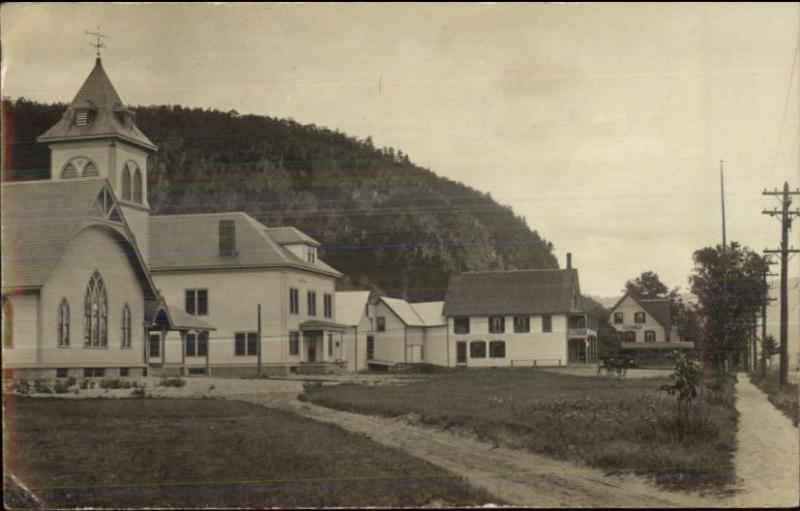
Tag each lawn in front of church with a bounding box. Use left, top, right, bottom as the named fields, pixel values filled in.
left=4, top=397, right=495, bottom=508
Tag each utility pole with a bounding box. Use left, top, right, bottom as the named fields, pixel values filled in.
left=257, top=304, right=262, bottom=377
left=760, top=269, right=778, bottom=377
left=762, top=182, right=800, bottom=386
left=720, top=160, right=730, bottom=372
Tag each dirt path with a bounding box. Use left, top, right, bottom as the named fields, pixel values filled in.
left=228, top=388, right=716, bottom=508
left=728, top=373, right=799, bottom=508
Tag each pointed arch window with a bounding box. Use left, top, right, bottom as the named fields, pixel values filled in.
left=82, top=162, right=99, bottom=177
left=133, top=167, right=143, bottom=204
left=2, top=296, right=12, bottom=349
left=121, top=165, right=132, bottom=201
left=57, top=298, right=70, bottom=347
left=84, top=272, right=108, bottom=347
left=61, top=163, right=78, bottom=179
left=121, top=304, right=132, bottom=348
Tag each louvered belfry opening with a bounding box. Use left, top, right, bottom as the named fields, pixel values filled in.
left=219, top=220, right=237, bottom=257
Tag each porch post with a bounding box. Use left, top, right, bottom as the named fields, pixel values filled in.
left=205, top=331, right=211, bottom=376
left=161, top=326, right=167, bottom=376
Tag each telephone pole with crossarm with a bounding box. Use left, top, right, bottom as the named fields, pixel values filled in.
left=762, top=182, right=800, bottom=386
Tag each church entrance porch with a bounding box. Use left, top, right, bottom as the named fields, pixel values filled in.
left=146, top=299, right=215, bottom=377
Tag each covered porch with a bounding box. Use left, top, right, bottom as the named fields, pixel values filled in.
left=567, top=313, right=599, bottom=364
left=146, top=299, right=216, bottom=377
left=298, top=320, right=348, bottom=374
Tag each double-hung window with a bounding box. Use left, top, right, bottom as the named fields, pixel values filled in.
left=513, top=316, right=529, bottom=333
left=323, top=294, right=333, bottom=318
left=488, top=316, right=505, bottom=334
left=185, top=289, right=208, bottom=315
left=454, top=317, right=470, bottom=334
left=235, top=331, right=258, bottom=356
left=542, top=315, right=552, bottom=333
left=289, top=331, right=300, bottom=355
left=307, top=291, right=317, bottom=317
left=489, top=341, right=506, bottom=358
left=289, top=288, right=299, bottom=315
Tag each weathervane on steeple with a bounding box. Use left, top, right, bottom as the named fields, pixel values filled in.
left=85, top=27, right=108, bottom=58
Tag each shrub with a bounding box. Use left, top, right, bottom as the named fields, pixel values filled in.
left=131, top=387, right=147, bottom=398
left=66, top=376, right=77, bottom=387
left=660, top=351, right=700, bottom=412
left=33, top=379, right=52, bottom=394
left=53, top=380, right=71, bottom=394
left=302, top=381, right=323, bottom=393
left=159, top=376, right=186, bottom=388
left=12, top=379, right=31, bottom=395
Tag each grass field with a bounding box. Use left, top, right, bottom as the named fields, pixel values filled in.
left=749, top=372, right=799, bottom=426
left=3, top=397, right=496, bottom=508
left=303, top=368, right=738, bottom=493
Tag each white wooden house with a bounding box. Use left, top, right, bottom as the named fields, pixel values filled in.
left=607, top=292, right=694, bottom=356
left=441, top=266, right=598, bottom=367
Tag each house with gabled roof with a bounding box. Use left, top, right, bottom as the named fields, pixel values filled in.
left=2, top=55, right=344, bottom=378
left=366, top=296, right=447, bottom=368
left=441, top=258, right=598, bottom=367
left=607, top=292, right=694, bottom=355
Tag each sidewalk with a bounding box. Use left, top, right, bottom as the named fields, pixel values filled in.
left=729, top=373, right=799, bottom=507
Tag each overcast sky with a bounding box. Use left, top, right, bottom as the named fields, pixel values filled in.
left=2, top=3, right=799, bottom=297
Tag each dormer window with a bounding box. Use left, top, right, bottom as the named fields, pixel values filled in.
left=219, top=220, right=237, bottom=257
left=307, top=247, right=316, bottom=264
left=75, top=110, right=89, bottom=126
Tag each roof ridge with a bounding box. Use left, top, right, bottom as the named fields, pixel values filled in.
left=460, top=268, right=570, bottom=275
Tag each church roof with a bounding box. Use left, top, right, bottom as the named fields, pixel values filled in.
left=37, top=58, right=157, bottom=151
left=1, top=178, right=157, bottom=298
left=147, top=212, right=341, bottom=277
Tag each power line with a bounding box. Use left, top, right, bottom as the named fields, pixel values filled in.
left=772, top=32, right=800, bottom=173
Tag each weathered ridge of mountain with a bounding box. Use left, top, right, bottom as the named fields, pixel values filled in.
left=3, top=99, right=558, bottom=301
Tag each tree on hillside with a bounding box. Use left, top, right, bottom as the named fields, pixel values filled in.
left=690, top=242, right=770, bottom=372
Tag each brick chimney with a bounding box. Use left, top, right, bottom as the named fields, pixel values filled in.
left=566, top=252, right=572, bottom=269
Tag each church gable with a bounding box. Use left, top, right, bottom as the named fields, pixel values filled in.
left=1, top=179, right=155, bottom=298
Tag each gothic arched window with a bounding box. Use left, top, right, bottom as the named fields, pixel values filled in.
left=82, top=162, right=99, bottom=177
left=57, top=298, right=70, bottom=347
left=133, top=167, right=143, bottom=204
left=121, top=304, right=132, bottom=348
left=61, top=163, right=78, bottom=179
left=121, top=165, right=132, bottom=201
left=2, top=296, right=12, bottom=349
left=84, top=272, right=108, bottom=347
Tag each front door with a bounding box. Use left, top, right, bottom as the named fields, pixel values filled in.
left=149, top=334, right=161, bottom=359
left=366, top=335, right=375, bottom=360
left=307, top=335, right=317, bottom=362
left=456, top=341, right=467, bottom=364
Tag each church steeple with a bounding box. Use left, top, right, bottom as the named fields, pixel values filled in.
left=38, top=57, right=156, bottom=152
left=38, top=56, right=157, bottom=264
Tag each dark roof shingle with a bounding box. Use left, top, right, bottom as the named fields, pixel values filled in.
left=442, top=269, right=581, bottom=316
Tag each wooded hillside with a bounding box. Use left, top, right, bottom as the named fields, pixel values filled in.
left=3, top=99, right=558, bottom=300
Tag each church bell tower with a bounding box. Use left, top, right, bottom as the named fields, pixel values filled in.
left=38, top=56, right=157, bottom=264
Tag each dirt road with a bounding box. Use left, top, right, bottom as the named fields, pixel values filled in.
left=227, top=383, right=717, bottom=508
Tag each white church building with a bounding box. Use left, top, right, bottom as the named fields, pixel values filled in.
left=1, top=56, right=346, bottom=379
